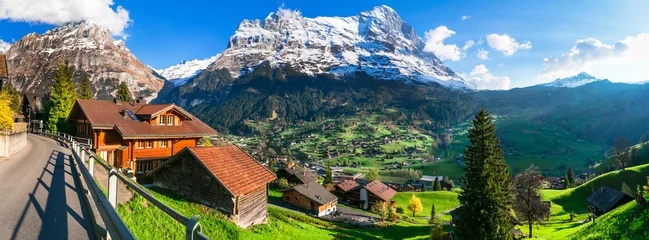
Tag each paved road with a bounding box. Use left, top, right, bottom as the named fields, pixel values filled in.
left=0, top=134, right=94, bottom=240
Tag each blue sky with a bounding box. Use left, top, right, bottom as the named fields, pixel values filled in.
left=1, top=0, right=649, bottom=88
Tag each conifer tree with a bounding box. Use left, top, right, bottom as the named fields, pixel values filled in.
left=78, top=72, right=93, bottom=99
left=457, top=107, right=513, bottom=239
left=565, top=168, right=575, bottom=188
left=324, top=161, right=333, bottom=184
left=116, top=81, right=132, bottom=102
left=433, top=177, right=442, bottom=191
left=429, top=203, right=437, bottom=224
left=47, top=61, right=76, bottom=133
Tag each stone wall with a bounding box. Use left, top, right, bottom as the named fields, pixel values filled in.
left=0, top=123, right=27, bottom=157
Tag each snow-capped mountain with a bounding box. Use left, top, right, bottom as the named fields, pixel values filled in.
left=200, top=5, right=472, bottom=89
left=541, top=72, right=603, bottom=88
left=156, top=54, right=220, bottom=86
left=0, top=40, right=10, bottom=53
left=4, top=21, right=164, bottom=101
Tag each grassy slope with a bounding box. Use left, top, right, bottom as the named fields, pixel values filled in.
left=392, top=191, right=460, bottom=218
left=118, top=187, right=432, bottom=240
left=569, top=195, right=649, bottom=240
left=596, top=141, right=649, bottom=172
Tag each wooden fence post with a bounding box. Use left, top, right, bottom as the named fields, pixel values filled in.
left=108, top=169, right=118, bottom=208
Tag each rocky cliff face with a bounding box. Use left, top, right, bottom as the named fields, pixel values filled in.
left=4, top=21, right=164, bottom=102
left=196, top=5, right=471, bottom=89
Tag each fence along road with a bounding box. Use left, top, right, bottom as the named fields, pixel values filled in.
left=0, top=134, right=95, bottom=239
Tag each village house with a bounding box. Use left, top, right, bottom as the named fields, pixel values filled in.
left=147, top=145, right=276, bottom=228
left=280, top=182, right=338, bottom=216
left=360, top=180, right=397, bottom=210
left=20, top=93, right=48, bottom=126
left=67, top=99, right=217, bottom=181
left=334, top=180, right=361, bottom=205
left=276, top=166, right=318, bottom=185
left=587, top=186, right=633, bottom=216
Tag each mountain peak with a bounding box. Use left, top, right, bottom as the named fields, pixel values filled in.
left=214, top=5, right=471, bottom=90
left=541, top=72, right=602, bottom=88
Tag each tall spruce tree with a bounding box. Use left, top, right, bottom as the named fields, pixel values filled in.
left=324, top=161, right=333, bottom=184
left=116, top=81, right=132, bottom=102
left=565, top=168, right=575, bottom=188
left=47, top=61, right=76, bottom=133
left=433, top=177, right=442, bottom=191
left=78, top=72, right=93, bottom=99
left=457, top=107, right=513, bottom=239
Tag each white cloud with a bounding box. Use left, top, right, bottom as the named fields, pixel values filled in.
left=0, top=0, right=132, bottom=37
left=462, top=40, right=475, bottom=51
left=541, top=34, right=649, bottom=81
left=464, top=64, right=511, bottom=90
left=487, top=33, right=532, bottom=56
left=423, top=26, right=464, bottom=61
left=461, top=15, right=471, bottom=20
left=477, top=48, right=489, bottom=60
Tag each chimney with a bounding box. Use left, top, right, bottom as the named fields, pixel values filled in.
left=114, top=97, right=121, bottom=105
left=123, top=109, right=129, bottom=119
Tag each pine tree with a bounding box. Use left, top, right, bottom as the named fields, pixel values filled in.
left=47, top=61, right=76, bottom=133
left=457, top=107, right=513, bottom=239
left=324, top=161, right=333, bottom=184
left=566, top=168, right=575, bottom=188
left=433, top=177, right=442, bottom=191
left=429, top=203, right=437, bottom=224
left=78, top=72, right=94, bottom=99
left=116, top=81, right=132, bottom=102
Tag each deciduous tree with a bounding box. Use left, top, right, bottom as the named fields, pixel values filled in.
left=408, top=194, right=423, bottom=217
left=367, top=167, right=380, bottom=182
left=513, top=165, right=550, bottom=238
left=0, top=92, right=15, bottom=130
left=457, top=107, right=513, bottom=239
left=612, top=136, right=632, bottom=170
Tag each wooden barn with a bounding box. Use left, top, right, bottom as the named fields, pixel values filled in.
left=276, top=167, right=318, bottom=185
left=587, top=186, right=633, bottom=215
left=281, top=183, right=338, bottom=216
left=147, top=145, right=276, bottom=228
left=360, top=180, right=397, bottom=209
left=334, top=180, right=361, bottom=205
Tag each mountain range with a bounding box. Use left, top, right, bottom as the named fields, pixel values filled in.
left=3, top=5, right=649, bottom=142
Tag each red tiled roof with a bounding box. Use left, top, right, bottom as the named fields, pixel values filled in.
left=363, top=180, right=397, bottom=202
left=70, top=99, right=217, bottom=138
left=336, top=180, right=359, bottom=192
left=188, top=146, right=276, bottom=196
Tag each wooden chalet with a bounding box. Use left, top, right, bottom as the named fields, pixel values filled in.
left=147, top=146, right=276, bottom=228
left=20, top=92, right=48, bottom=123
left=359, top=180, right=397, bottom=209
left=587, top=186, right=633, bottom=215
left=280, top=182, right=338, bottom=216
left=67, top=99, right=217, bottom=181
left=276, top=167, right=318, bottom=185
left=334, top=180, right=361, bottom=205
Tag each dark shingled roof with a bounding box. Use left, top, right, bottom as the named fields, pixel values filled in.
left=283, top=183, right=338, bottom=205
left=150, top=145, right=276, bottom=196
left=70, top=99, right=217, bottom=139
left=0, top=53, right=8, bottom=79
left=363, top=180, right=397, bottom=202
left=336, top=180, right=360, bottom=192
left=587, top=186, right=632, bottom=212
left=278, top=167, right=318, bottom=184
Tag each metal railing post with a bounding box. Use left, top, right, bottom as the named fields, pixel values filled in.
left=186, top=215, right=202, bottom=240
left=89, top=155, right=95, bottom=178
left=108, top=169, right=118, bottom=208
left=80, top=149, right=86, bottom=163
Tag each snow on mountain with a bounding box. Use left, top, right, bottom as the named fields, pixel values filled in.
left=4, top=21, right=164, bottom=101
left=541, top=72, right=603, bottom=88
left=0, top=40, right=10, bottom=53
left=156, top=54, right=220, bottom=86
left=204, top=5, right=473, bottom=90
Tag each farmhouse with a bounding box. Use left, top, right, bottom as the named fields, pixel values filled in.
left=276, top=166, right=318, bottom=185
left=281, top=183, right=338, bottom=216
left=360, top=180, right=397, bottom=209
left=147, top=145, right=276, bottom=228
left=586, top=186, right=633, bottom=215
left=67, top=99, right=217, bottom=181
left=334, top=180, right=361, bottom=205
